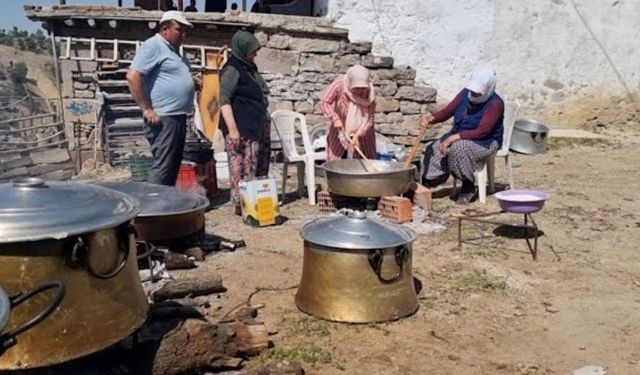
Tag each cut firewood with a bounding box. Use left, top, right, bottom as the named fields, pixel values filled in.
left=152, top=276, right=226, bottom=302
left=163, top=251, right=196, bottom=270
left=151, top=318, right=270, bottom=375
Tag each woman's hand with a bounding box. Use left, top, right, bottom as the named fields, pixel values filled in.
left=438, top=134, right=460, bottom=154
left=420, top=113, right=435, bottom=127
left=333, top=118, right=344, bottom=129
left=228, top=129, right=241, bottom=141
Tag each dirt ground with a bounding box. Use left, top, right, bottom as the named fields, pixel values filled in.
left=170, top=127, right=640, bottom=375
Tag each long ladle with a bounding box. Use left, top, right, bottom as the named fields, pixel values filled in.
left=342, top=129, right=380, bottom=173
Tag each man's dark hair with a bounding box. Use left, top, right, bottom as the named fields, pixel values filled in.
left=231, top=3, right=238, bottom=10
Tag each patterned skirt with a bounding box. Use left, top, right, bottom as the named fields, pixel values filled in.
left=423, top=139, right=498, bottom=185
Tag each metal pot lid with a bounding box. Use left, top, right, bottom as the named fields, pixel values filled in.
left=300, top=210, right=417, bottom=249
left=0, top=178, right=140, bottom=243
left=0, top=284, right=9, bottom=333
left=95, top=182, right=209, bottom=217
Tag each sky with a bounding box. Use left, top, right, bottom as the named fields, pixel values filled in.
left=1, top=0, right=256, bottom=33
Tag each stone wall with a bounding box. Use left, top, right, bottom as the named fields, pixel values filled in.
left=326, top=0, right=640, bottom=130
left=254, top=30, right=440, bottom=145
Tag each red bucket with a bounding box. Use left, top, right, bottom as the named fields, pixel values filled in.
left=175, top=162, right=197, bottom=192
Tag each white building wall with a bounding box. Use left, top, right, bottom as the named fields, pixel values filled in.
left=326, top=0, right=640, bottom=127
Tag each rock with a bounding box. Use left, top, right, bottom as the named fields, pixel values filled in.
left=269, top=100, right=293, bottom=112
left=376, top=97, right=400, bottom=113
left=289, top=37, right=340, bottom=53
left=74, top=90, right=95, bottom=99
left=385, top=112, right=404, bottom=123
left=371, top=66, right=416, bottom=81
left=254, top=31, right=268, bottom=45
left=544, top=306, right=560, bottom=313
left=300, top=54, right=336, bottom=72
left=304, top=114, right=326, bottom=126
left=361, top=54, right=394, bottom=69
left=399, top=100, right=422, bottom=114
left=375, top=80, right=398, bottom=96
left=375, top=123, right=409, bottom=136
left=73, top=81, right=90, bottom=90
left=294, top=101, right=315, bottom=114
left=295, top=72, right=319, bottom=83
left=447, top=354, right=461, bottom=361
left=341, top=41, right=372, bottom=54
left=395, top=86, right=437, bottom=103
left=334, top=53, right=361, bottom=71
left=266, top=34, right=290, bottom=49
left=256, top=48, right=299, bottom=76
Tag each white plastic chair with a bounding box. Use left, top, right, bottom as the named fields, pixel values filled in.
left=454, top=100, right=520, bottom=203
left=271, top=110, right=326, bottom=205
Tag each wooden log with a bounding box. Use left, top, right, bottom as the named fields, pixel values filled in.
left=163, top=251, right=196, bottom=270
left=151, top=318, right=270, bottom=375
left=152, top=276, right=225, bottom=302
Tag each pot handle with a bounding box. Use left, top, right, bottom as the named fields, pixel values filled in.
left=531, top=132, right=547, bottom=144
left=65, top=224, right=133, bottom=279
left=0, top=281, right=66, bottom=353
left=367, top=247, right=408, bottom=284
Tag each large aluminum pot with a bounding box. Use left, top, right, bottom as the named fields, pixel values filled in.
left=296, top=210, right=419, bottom=323
left=96, top=182, right=209, bottom=242
left=510, top=119, right=549, bottom=155
left=323, top=159, right=416, bottom=197
left=0, top=178, right=148, bottom=370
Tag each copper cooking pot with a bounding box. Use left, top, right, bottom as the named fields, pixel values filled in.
left=0, top=178, right=148, bottom=370
left=296, top=210, right=419, bottom=323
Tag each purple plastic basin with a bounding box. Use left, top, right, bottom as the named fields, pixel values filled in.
left=494, top=189, right=550, bottom=214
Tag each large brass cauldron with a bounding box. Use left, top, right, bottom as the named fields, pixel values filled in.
left=296, top=210, right=419, bottom=323
left=0, top=178, right=148, bottom=369
left=323, top=160, right=416, bottom=197
left=97, top=182, right=209, bottom=242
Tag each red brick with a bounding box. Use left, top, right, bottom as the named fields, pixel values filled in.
left=318, top=191, right=337, bottom=213
left=378, top=196, right=412, bottom=223
left=407, top=182, right=432, bottom=211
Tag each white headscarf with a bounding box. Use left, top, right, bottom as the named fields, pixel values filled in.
left=466, top=68, right=497, bottom=104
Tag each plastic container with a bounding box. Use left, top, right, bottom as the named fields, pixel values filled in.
left=128, top=154, right=153, bottom=182
left=494, top=189, right=550, bottom=214
left=214, top=152, right=229, bottom=180
left=175, top=162, right=197, bottom=193
left=376, top=151, right=395, bottom=161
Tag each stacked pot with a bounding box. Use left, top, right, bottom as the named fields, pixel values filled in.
left=0, top=178, right=148, bottom=370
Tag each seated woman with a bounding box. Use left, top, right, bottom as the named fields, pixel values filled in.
left=319, top=65, right=377, bottom=161
left=420, top=68, right=504, bottom=204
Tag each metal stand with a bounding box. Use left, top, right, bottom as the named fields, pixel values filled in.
left=457, top=210, right=540, bottom=260
left=137, top=241, right=161, bottom=282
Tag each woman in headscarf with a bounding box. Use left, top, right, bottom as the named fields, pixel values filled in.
left=419, top=68, right=504, bottom=204
left=219, top=30, right=270, bottom=215
left=319, top=65, right=377, bottom=161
